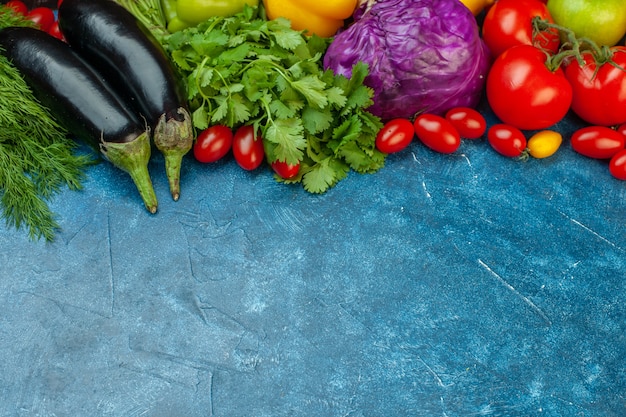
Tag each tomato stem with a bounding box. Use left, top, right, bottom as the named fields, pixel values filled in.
left=532, top=17, right=622, bottom=73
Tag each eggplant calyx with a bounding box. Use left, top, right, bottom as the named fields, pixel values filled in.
left=100, top=130, right=158, bottom=214
left=153, top=107, right=194, bottom=201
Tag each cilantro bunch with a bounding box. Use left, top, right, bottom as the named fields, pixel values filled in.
left=164, top=6, right=386, bottom=193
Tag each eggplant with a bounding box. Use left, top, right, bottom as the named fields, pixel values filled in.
left=0, top=26, right=158, bottom=213
left=58, top=0, right=194, bottom=201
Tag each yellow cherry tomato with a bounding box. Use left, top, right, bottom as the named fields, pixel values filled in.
left=527, top=130, right=563, bottom=159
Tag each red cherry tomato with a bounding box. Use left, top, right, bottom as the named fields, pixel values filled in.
left=375, top=118, right=414, bottom=153
left=232, top=125, right=265, bottom=170
left=564, top=47, right=626, bottom=126
left=618, top=123, right=626, bottom=139
left=487, top=124, right=527, bottom=157
left=482, top=0, right=560, bottom=58
left=26, top=7, right=56, bottom=32
left=271, top=160, right=300, bottom=179
left=609, top=149, right=626, bottom=180
left=193, top=125, right=233, bottom=163
left=444, top=107, right=487, bottom=139
left=571, top=126, right=625, bottom=159
left=486, top=45, right=572, bottom=130
left=5, top=0, right=28, bottom=15
left=413, top=114, right=461, bottom=154
left=47, top=21, right=64, bottom=41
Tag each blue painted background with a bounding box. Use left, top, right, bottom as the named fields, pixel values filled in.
left=0, top=96, right=625, bottom=416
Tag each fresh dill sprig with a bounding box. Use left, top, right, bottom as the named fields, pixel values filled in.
left=0, top=8, right=95, bottom=241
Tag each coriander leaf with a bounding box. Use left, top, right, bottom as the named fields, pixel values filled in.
left=270, top=100, right=297, bottom=120
left=302, top=158, right=349, bottom=194
left=264, top=118, right=306, bottom=164
left=329, top=117, right=362, bottom=154
left=325, top=86, right=347, bottom=108
left=228, top=93, right=253, bottom=125
left=270, top=21, right=304, bottom=50
left=216, top=43, right=250, bottom=65
left=290, top=75, right=328, bottom=108
left=301, top=106, right=333, bottom=135
left=340, top=141, right=386, bottom=173
left=162, top=7, right=388, bottom=194
left=343, top=85, right=375, bottom=114
left=192, top=105, right=209, bottom=130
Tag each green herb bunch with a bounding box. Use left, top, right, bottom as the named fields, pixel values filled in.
left=164, top=6, right=386, bottom=193
left=1, top=9, right=93, bottom=241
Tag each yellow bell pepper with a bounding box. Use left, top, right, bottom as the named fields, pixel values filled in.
left=262, top=0, right=358, bottom=38
left=459, top=0, right=495, bottom=16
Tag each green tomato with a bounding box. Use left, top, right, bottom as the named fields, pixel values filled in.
left=547, top=0, right=626, bottom=46
left=177, top=0, right=259, bottom=24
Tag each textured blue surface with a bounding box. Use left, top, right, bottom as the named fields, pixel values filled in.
left=1, top=98, right=625, bottom=416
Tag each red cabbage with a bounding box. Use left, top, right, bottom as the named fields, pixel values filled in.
left=323, top=0, right=491, bottom=121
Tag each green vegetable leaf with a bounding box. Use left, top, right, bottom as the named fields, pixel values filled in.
left=302, top=158, right=349, bottom=194
left=161, top=5, right=386, bottom=194
left=301, top=106, right=333, bottom=134
left=264, top=118, right=306, bottom=164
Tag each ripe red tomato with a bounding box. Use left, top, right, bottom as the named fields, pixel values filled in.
left=482, top=0, right=560, bottom=58
left=5, top=0, right=28, bottom=15
left=193, top=125, right=233, bottom=163
left=609, top=149, right=626, bottom=180
left=486, top=45, right=572, bottom=130
left=375, top=118, right=414, bottom=153
left=47, top=21, right=64, bottom=41
left=271, top=160, right=300, bottom=179
left=487, top=124, right=527, bottom=157
left=564, top=47, right=626, bottom=126
left=413, top=114, right=461, bottom=154
left=571, top=126, right=625, bottom=159
left=232, top=125, right=265, bottom=170
left=618, top=123, right=626, bottom=139
left=26, top=7, right=55, bottom=32
left=444, top=107, right=486, bottom=139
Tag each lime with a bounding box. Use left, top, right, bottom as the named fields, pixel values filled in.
left=547, top=0, right=626, bottom=46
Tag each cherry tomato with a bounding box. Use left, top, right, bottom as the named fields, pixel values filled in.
left=26, top=7, right=56, bottom=32
left=571, top=126, right=625, bottom=159
left=193, top=125, right=233, bottom=163
left=444, top=107, right=486, bottom=139
left=413, top=114, right=461, bottom=154
left=526, top=130, right=562, bottom=159
left=47, top=21, right=64, bottom=41
left=482, top=0, right=560, bottom=58
left=617, top=123, right=626, bottom=139
left=232, top=125, right=265, bottom=170
left=609, top=149, right=626, bottom=180
left=5, top=0, right=28, bottom=15
left=487, top=124, right=527, bottom=157
left=564, top=47, right=626, bottom=127
left=486, top=45, right=572, bottom=130
left=271, top=160, right=300, bottom=179
left=375, top=118, right=414, bottom=153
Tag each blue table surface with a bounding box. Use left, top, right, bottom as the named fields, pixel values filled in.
left=1, top=95, right=625, bottom=416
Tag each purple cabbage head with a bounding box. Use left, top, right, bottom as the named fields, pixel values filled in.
left=324, top=0, right=491, bottom=121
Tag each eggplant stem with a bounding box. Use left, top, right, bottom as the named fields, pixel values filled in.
left=100, top=130, right=158, bottom=213
left=153, top=107, right=194, bottom=201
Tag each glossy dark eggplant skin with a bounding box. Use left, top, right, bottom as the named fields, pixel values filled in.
left=58, top=0, right=194, bottom=201
left=58, top=0, right=186, bottom=125
left=0, top=26, right=158, bottom=213
left=0, top=26, right=144, bottom=146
